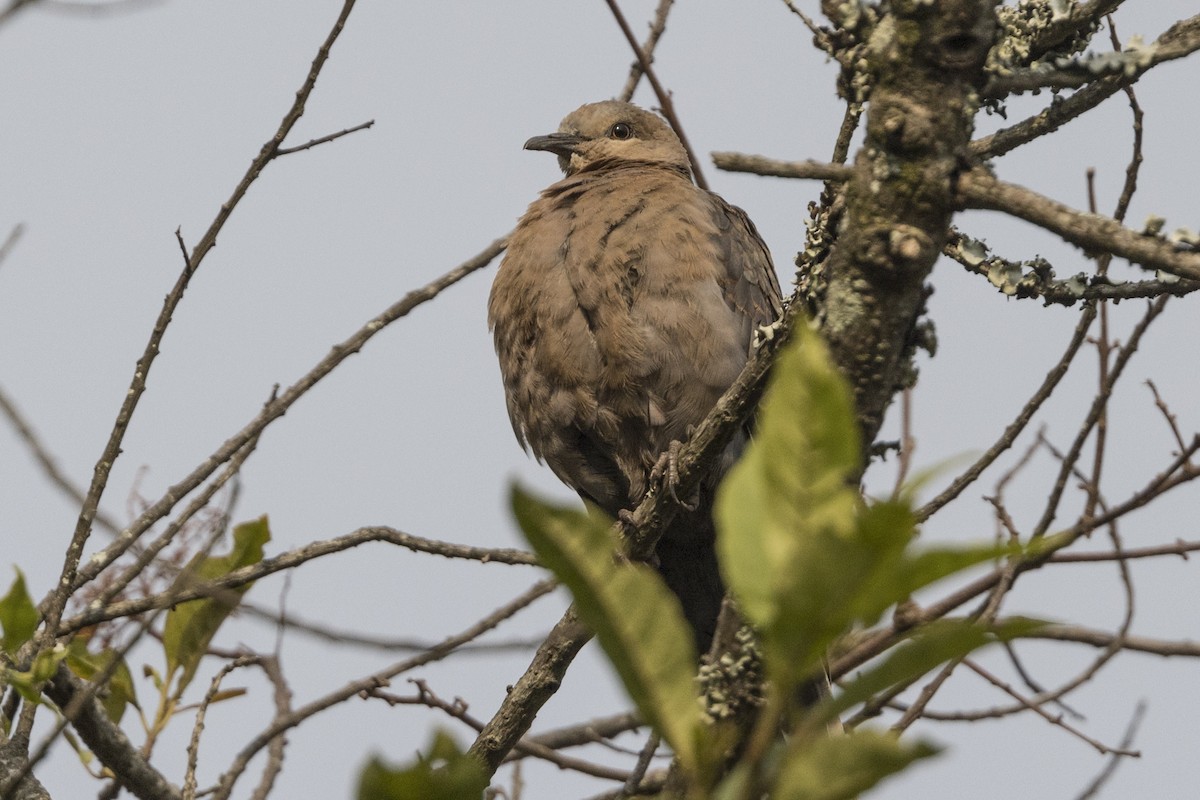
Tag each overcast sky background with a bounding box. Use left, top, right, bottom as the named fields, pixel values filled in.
left=2, top=2, right=1199, bottom=798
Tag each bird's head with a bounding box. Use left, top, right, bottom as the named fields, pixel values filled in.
left=524, top=100, right=692, bottom=177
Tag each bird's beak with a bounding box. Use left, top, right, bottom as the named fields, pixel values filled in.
left=523, top=132, right=584, bottom=157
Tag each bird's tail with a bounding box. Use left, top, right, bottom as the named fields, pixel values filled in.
left=655, top=507, right=724, bottom=657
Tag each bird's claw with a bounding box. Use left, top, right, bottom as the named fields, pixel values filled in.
left=651, top=439, right=700, bottom=512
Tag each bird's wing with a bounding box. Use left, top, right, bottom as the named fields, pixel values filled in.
left=707, top=192, right=785, bottom=339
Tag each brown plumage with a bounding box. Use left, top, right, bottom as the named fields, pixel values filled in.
left=489, top=101, right=782, bottom=653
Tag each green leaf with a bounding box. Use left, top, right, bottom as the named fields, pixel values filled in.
left=773, top=728, right=939, bottom=800
left=356, top=730, right=488, bottom=800
left=6, top=643, right=68, bottom=703
left=823, top=617, right=1045, bottom=725
left=845, top=502, right=1010, bottom=628
left=511, top=486, right=707, bottom=775
left=715, top=322, right=863, bottom=687
left=163, top=516, right=270, bottom=696
left=1, top=567, right=39, bottom=655
left=715, top=322, right=1022, bottom=694
left=66, top=637, right=140, bottom=724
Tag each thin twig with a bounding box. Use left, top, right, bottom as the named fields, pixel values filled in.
left=962, top=659, right=1139, bottom=757
left=370, top=680, right=632, bottom=782
left=603, top=0, right=707, bottom=190
left=1145, top=380, right=1190, bottom=457
left=275, top=119, right=374, bottom=155
left=34, top=0, right=363, bottom=669
left=958, top=171, right=1200, bottom=280
left=0, top=0, right=37, bottom=27
left=70, top=234, right=509, bottom=594
left=711, top=152, right=852, bottom=182
left=918, top=303, right=1096, bottom=521
left=1049, top=539, right=1200, bottom=563
left=1031, top=296, right=1169, bottom=539
left=944, top=232, right=1199, bottom=304
left=583, top=772, right=668, bottom=800
left=238, top=601, right=546, bottom=654
left=62, top=524, right=537, bottom=633
left=183, top=657, right=257, bottom=800
left=834, top=437, right=1200, bottom=682
left=1074, top=701, right=1147, bottom=800
left=891, top=388, right=915, bottom=497
left=207, top=579, right=557, bottom=800
left=618, top=0, right=674, bottom=102
left=83, top=435, right=259, bottom=607
left=1029, top=626, right=1200, bottom=658
left=502, top=712, right=642, bottom=762
left=975, top=14, right=1200, bottom=158
left=781, top=0, right=834, bottom=55
left=0, top=223, right=23, bottom=269
left=0, top=385, right=122, bottom=534
left=622, top=733, right=660, bottom=797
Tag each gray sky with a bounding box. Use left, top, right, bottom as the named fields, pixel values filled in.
left=2, top=2, right=1199, bottom=798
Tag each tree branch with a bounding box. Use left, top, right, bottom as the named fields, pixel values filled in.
left=61, top=524, right=537, bottom=634
left=958, top=170, right=1200, bottom=280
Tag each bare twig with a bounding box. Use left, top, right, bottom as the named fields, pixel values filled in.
left=184, top=655, right=290, bottom=800
left=958, top=172, right=1200, bottom=280
left=37, top=0, right=161, bottom=17
left=962, top=659, right=1139, bottom=757
left=1049, top=539, right=1200, bottom=563
left=502, top=712, right=642, bottom=762
left=1145, top=380, right=1191, bottom=457
left=83, top=435, right=260, bottom=607
left=0, top=223, right=23, bottom=269
left=33, top=0, right=364, bottom=679
left=835, top=436, right=1200, bottom=684
left=918, top=303, right=1096, bottom=521
left=208, top=579, right=557, bottom=800
left=70, top=234, right=509, bottom=594
left=781, top=0, right=834, bottom=55
left=0, top=0, right=38, bottom=27
left=371, top=680, right=632, bottom=782
left=1074, top=701, right=1147, bottom=800
left=275, top=119, right=374, bottom=155
left=891, top=388, right=915, bottom=498
left=1031, top=295, right=1168, bottom=539
left=622, top=733, right=660, bottom=797
left=975, top=15, right=1200, bottom=158
left=711, top=152, right=852, bottom=182
left=467, top=607, right=593, bottom=775
left=184, top=657, right=257, bottom=800
left=62, top=524, right=537, bottom=633
left=583, top=772, right=667, bottom=800
left=618, top=0, right=674, bottom=102
left=0, top=385, right=122, bottom=534
left=603, top=0, right=707, bottom=190
left=1029, top=626, right=1200, bottom=657
left=239, top=601, right=545, bottom=654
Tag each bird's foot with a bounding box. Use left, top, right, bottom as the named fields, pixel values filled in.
left=650, top=439, right=700, bottom=512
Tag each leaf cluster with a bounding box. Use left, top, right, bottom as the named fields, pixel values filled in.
left=503, top=322, right=1041, bottom=798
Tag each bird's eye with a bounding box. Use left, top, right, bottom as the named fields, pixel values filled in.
left=609, top=122, right=633, bottom=140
